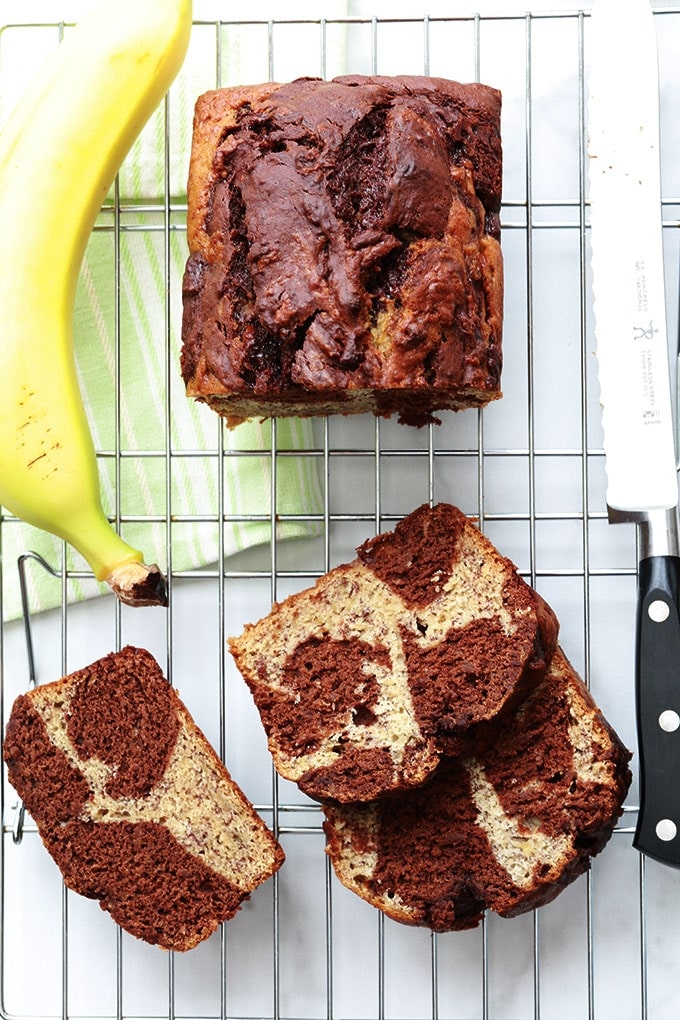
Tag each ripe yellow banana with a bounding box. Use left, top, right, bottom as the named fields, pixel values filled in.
left=0, top=0, right=192, bottom=606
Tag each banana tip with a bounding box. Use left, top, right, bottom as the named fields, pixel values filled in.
left=106, top=560, right=168, bottom=608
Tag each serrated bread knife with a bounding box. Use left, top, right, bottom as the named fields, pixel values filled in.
left=588, top=0, right=680, bottom=867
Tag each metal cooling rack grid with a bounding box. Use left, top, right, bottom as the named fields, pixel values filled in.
left=3, top=6, right=680, bottom=1019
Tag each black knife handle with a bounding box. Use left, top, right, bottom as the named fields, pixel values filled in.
left=634, top=554, right=680, bottom=866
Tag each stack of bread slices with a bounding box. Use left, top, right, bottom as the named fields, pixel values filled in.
left=230, top=502, right=632, bottom=931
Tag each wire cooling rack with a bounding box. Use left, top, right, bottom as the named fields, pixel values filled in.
left=3, top=5, right=680, bottom=1019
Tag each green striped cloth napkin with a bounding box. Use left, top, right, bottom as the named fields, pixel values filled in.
left=1, top=17, right=329, bottom=622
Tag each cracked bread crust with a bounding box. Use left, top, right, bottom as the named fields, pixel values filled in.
left=3, top=646, right=284, bottom=951
left=229, top=503, right=558, bottom=803
left=181, top=75, right=503, bottom=427
left=322, top=648, right=632, bottom=931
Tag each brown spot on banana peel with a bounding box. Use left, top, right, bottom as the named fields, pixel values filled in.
left=105, top=560, right=168, bottom=608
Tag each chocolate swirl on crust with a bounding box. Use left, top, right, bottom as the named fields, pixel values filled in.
left=181, top=75, right=503, bottom=426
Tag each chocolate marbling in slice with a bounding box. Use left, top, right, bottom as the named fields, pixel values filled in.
left=229, top=503, right=559, bottom=802
left=323, top=648, right=632, bottom=930
left=3, top=645, right=284, bottom=951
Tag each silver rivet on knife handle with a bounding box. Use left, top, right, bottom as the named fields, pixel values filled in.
left=656, top=819, right=678, bottom=842
left=659, top=710, right=680, bottom=732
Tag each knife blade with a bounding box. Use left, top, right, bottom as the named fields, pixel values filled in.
left=588, top=0, right=680, bottom=868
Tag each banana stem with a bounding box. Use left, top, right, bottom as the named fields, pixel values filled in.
left=60, top=507, right=168, bottom=607
left=105, top=561, right=169, bottom=608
